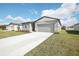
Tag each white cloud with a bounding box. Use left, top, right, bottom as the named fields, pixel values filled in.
left=64, top=17, right=78, bottom=26
left=5, top=15, right=33, bottom=24
left=42, top=3, right=76, bottom=18
left=25, top=18, right=32, bottom=22
left=41, top=9, right=55, bottom=17
left=14, top=16, right=27, bottom=23
left=5, top=15, right=14, bottom=20
left=41, top=3, right=79, bottom=26
left=14, top=16, right=33, bottom=23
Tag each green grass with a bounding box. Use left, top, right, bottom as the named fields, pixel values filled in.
left=0, top=29, right=26, bottom=39
left=25, top=30, right=79, bottom=56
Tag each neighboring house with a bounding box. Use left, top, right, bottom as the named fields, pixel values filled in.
left=66, top=26, right=74, bottom=30
left=66, top=23, right=79, bottom=31
left=20, top=22, right=33, bottom=32
left=6, top=22, right=33, bottom=32
left=6, top=23, right=19, bottom=31
left=34, top=16, right=61, bottom=33
left=74, top=23, right=79, bottom=31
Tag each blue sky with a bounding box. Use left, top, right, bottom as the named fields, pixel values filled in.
left=0, top=3, right=79, bottom=26
left=0, top=3, right=62, bottom=23
left=0, top=3, right=61, bottom=18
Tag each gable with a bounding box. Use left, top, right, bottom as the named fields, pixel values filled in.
left=36, top=17, right=56, bottom=22
left=35, top=16, right=61, bottom=26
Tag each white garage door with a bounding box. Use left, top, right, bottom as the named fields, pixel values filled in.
left=37, top=24, right=54, bottom=32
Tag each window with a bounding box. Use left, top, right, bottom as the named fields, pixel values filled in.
left=25, top=25, right=27, bottom=28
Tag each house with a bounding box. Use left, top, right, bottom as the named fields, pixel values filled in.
left=20, top=22, right=33, bottom=32
left=66, top=23, right=79, bottom=31
left=6, top=22, right=33, bottom=32
left=66, top=25, right=74, bottom=30
left=6, top=23, right=19, bottom=31
left=6, top=16, right=61, bottom=33
left=73, top=23, right=79, bottom=31
left=34, top=16, right=61, bottom=33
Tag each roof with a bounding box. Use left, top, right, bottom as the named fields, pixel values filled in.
left=35, top=16, right=62, bottom=26
left=21, top=21, right=33, bottom=24
left=68, top=26, right=74, bottom=28
left=8, top=22, right=19, bottom=25
left=74, top=23, right=79, bottom=26
left=68, top=23, right=79, bottom=28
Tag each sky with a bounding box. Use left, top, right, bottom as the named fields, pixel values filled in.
left=0, top=3, right=79, bottom=26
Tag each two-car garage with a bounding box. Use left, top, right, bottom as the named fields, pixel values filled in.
left=37, top=24, right=54, bottom=33
left=35, top=16, right=61, bottom=33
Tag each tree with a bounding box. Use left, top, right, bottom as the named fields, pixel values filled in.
left=0, top=25, right=6, bottom=30
left=61, top=26, right=66, bottom=30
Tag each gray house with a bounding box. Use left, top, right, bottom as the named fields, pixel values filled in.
left=6, top=16, right=61, bottom=33
left=34, top=16, right=61, bottom=33
left=74, top=23, right=79, bottom=31
left=66, top=23, right=79, bottom=31
left=66, top=26, right=74, bottom=30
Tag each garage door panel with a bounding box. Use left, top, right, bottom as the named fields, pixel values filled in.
left=38, top=26, right=51, bottom=32
left=37, top=24, right=54, bottom=32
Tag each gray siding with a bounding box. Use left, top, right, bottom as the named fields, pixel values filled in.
left=35, top=17, right=61, bottom=33
left=74, top=25, right=79, bottom=31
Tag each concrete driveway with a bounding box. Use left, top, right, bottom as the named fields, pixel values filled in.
left=0, top=32, right=53, bottom=56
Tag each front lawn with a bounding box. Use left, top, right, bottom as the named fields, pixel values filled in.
left=0, top=29, right=26, bottom=39
left=25, top=30, right=79, bottom=56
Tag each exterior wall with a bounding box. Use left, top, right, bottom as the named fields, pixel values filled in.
left=13, top=25, right=18, bottom=31
left=74, top=25, right=79, bottom=31
left=6, top=24, right=18, bottom=31
left=6, top=23, right=32, bottom=32
left=66, top=24, right=79, bottom=31
left=22, top=24, right=29, bottom=31
left=19, top=25, right=23, bottom=31
left=35, top=23, right=38, bottom=32
left=6, top=26, right=12, bottom=31
left=29, top=23, right=32, bottom=32
left=66, top=27, right=74, bottom=30
left=54, top=22, right=61, bottom=32
left=21, top=23, right=32, bottom=32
